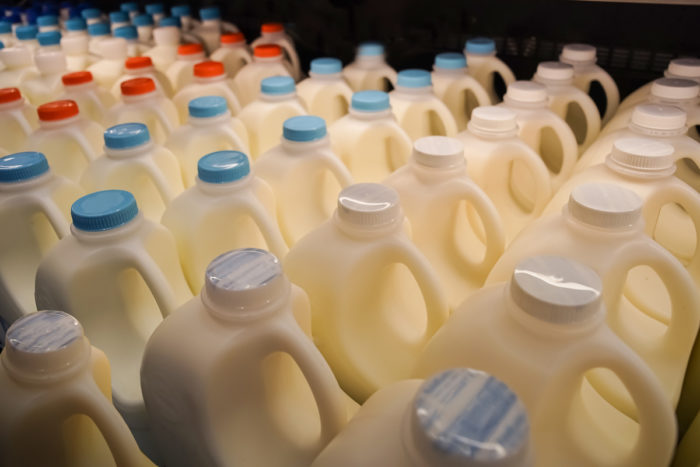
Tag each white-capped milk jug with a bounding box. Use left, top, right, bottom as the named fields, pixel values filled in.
left=297, top=57, right=353, bottom=125
left=250, top=22, right=301, bottom=80
left=111, top=56, right=174, bottom=99
left=233, top=44, right=293, bottom=107
left=143, top=18, right=181, bottom=73
left=463, top=37, right=516, bottom=104
left=172, top=60, right=242, bottom=121
left=0, top=87, right=38, bottom=152
left=210, top=32, right=252, bottom=78
left=342, top=41, right=397, bottom=92
left=0, top=46, right=40, bottom=88
left=60, top=71, right=115, bottom=125
left=87, top=37, right=129, bottom=90
left=22, top=49, right=67, bottom=105
left=165, top=42, right=206, bottom=93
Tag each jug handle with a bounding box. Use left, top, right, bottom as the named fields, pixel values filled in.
left=671, top=135, right=700, bottom=168
left=236, top=195, right=289, bottom=259
left=546, top=112, right=580, bottom=185
left=314, top=152, right=354, bottom=189
left=12, top=109, right=34, bottom=137
left=506, top=144, right=553, bottom=216
left=134, top=158, right=178, bottom=203
left=591, top=67, right=621, bottom=125
left=433, top=102, right=459, bottom=137
left=386, top=128, right=414, bottom=172
left=35, top=196, right=72, bottom=238
left=122, top=250, right=182, bottom=317
left=65, top=124, right=99, bottom=163
left=151, top=105, right=176, bottom=134
left=571, top=90, right=602, bottom=151
left=220, top=125, right=248, bottom=153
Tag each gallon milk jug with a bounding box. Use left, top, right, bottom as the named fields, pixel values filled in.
left=165, top=43, right=206, bottom=93
left=533, top=61, right=602, bottom=154
left=250, top=22, right=301, bottom=80
left=35, top=189, right=193, bottom=460
left=109, top=11, right=130, bottom=33
left=22, top=50, right=67, bottom=105
left=172, top=60, right=242, bottom=121
left=329, top=90, right=412, bottom=182
left=0, top=46, right=40, bottom=88
left=111, top=56, right=174, bottom=99
left=161, top=151, right=286, bottom=293
left=431, top=52, right=491, bottom=131
left=113, top=25, right=151, bottom=58
left=143, top=18, right=181, bottom=73
left=313, top=368, right=534, bottom=467
left=463, top=37, right=516, bottom=104
left=237, top=75, right=307, bottom=160
left=0, top=87, right=38, bottom=152
left=106, top=77, right=180, bottom=145
left=133, top=14, right=155, bottom=46
left=415, top=255, right=677, bottom=467
left=233, top=44, right=292, bottom=107
left=87, top=37, right=128, bottom=89
left=456, top=106, right=552, bottom=243
left=285, top=183, right=449, bottom=402
left=384, top=136, right=505, bottom=309
left=146, top=3, right=165, bottom=24
left=0, top=311, right=155, bottom=467
left=255, top=115, right=353, bottom=246
left=141, top=248, right=350, bottom=467
left=191, top=6, right=224, bottom=54
left=61, top=33, right=91, bottom=72
left=296, top=57, right=353, bottom=125
left=389, top=69, right=458, bottom=141
left=165, top=95, right=249, bottom=188
left=60, top=71, right=116, bottom=125
left=342, top=41, right=397, bottom=92
left=560, top=43, right=620, bottom=125
left=86, top=22, right=110, bottom=57
left=81, top=123, right=184, bottom=222
left=25, top=99, right=103, bottom=183
left=210, top=32, right=252, bottom=78
left=0, top=152, right=83, bottom=324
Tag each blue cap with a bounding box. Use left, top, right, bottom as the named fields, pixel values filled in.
left=351, top=90, right=390, bottom=112
left=37, top=14, right=58, bottom=26
left=146, top=3, right=164, bottom=15
left=65, top=17, right=87, bottom=31
left=198, top=150, right=250, bottom=184
left=357, top=42, right=383, bottom=56
left=310, top=57, right=342, bottom=75
left=120, top=2, right=139, bottom=13
left=37, top=30, right=61, bottom=46
left=133, top=14, right=154, bottom=27
left=199, top=6, right=219, bottom=20
left=397, top=69, right=431, bottom=88
left=158, top=16, right=179, bottom=27
left=435, top=52, right=467, bottom=70
left=104, top=123, right=150, bottom=149
left=71, top=190, right=139, bottom=231
left=188, top=95, right=227, bottom=118
left=81, top=7, right=100, bottom=19
left=283, top=115, right=326, bottom=142
left=465, top=37, right=495, bottom=55
left=0, top=152, right=50, bottom=182
left=87, top=22, right=109, bottom=36
left=171, top=4, right=190, bottom=17
left=16, top=25, right=39, bottom=40
left=0, top=22, right=11, bottom=34
left=109, top=11, right=128, bottom=23
left=261, top=75, right=295, bottom=95
left=114, top=25, right=137, bottom=40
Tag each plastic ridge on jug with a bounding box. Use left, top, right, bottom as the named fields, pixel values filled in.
left=173, top=60, right=242, bottom=122
left=111, top=56, right=174, bottom=99
left=233, top=43, right=293, bottom=107
left=463, top=37, right=516, bottom=104
left=210, top=32, right=253, bottom=78
left=296, top=57, right=353, bottom=125
left=165, top=42, right=207, bottom=93
left=250, top=22, right=301, bottom=80
left=0, top=87, right=38, bottom=152
left=342, top=41, right=397, bottom=92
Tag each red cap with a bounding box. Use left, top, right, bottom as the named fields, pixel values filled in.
left=125, top=56, right=153, bottom=70
left=38, top=100, right=79, bottom=121
left=121, top=77, right=156, bottom=96
left=0, top=87, right=22, bottom=104
left=62, top=71, right=93, bottom=86
left=254, top=44, right=281, bottom=58
left=178, top=43, right=203, bottom=56
left=221, top=32, right=245, bottom=44
left=194, top=60, right=224, bottom=78
left=261, top=23, right=283, bottom=34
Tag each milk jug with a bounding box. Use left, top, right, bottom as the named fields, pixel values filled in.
left=60, top=71, right=115, bottom=125
left=619, top=58, right=700, bottom=113
left=342, top=42, right=397, bottom=92
left=533, top=61, right=602, bottom=154
left=22, top=50, right=67, bottom=105
left=145, top=3, right=165, bottom=24
left=250, top=22, right=301, bottom=80
left=87, top=37, right=127, bottom=90
left=0, top=87, right=38, bottom=152
left=36, top=29, right=62, bottom=52
left=37, top=15, right=60, bottom=33
left=133, top=14, right=154, bottom=46
left=389, top=69, right=458, bottom=140
left=165, top=43, right=206, bottom=93
left=297, top=57, right=353, bottom=125
left=191, top=6, right=225, bottom=54
left=113, top=25, right=150, bottom=58
left=500, top=80, right=579, bottom=192
left=560, top=43, right=620, bottom=125
left=106, top=77, right=180, bottom=145
left=86, top=22, right=110, bottom=56
left=0, top=21, right=13, bottom=47
left=173, top=60, right=242, bottom=121
left=0, top=311, right=155, bottom=467
left=415, top=255, right=677, bottom=467
left=329, top=90, right=411, bottom=182
left=210, top=32, right=252, bottom=78
left=255, top=115, right=353, bottom=246
left=312, top=368, right=534, bottom=467
left=463, top=37, right=516, bottom=103
left=233, top=44, right=292, bottom=107
left=0, top=46, right=39, bottom=88
left=25, top=99, right=103, bottom=183
left=35, top=189, right=193, bottom=460
left=111, top=56, right=174, bottom=99
left=14, top=25, right=39, bottom=56
left=109, top=11, right=130, bottom=33
left=456, top=106, right=552, bottom=243
left=61, top=33, right=91, bottom=72
left=0, top=151, right=83, bottom=324
left=237, top=75, right=307, bottom=160
left=143, top=18, right=180, bottom=73
left=165, top=95, right=249, bottom=188
left=384, top=136, right=505, bottom=309
left=81, top=123, right=184, bottom=222
left=82, top=8, right=103, bottom=26
left=141, top=248, right=350, bottom=467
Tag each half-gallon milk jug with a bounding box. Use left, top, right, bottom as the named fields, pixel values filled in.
left=0, top=311, right=155, bottom=467
left=255, top=115, right=353, bottom=246
left=165, top=95, right=249, bottom=188
left=250, top=22, right=301, bottom=80
left=342, top=42, right=397, bottom=92
left=296, top=57, right=353, bottom=125
left=415, top=255, right=677, bottom=467
left=0, top=87, right=38, bottom=152
left=0, top=46, right=40, bottom=88
left=86, top=22, right=111, bottom=57
left=35, top=189, right=192, bottom=460
left=329, top=90, right=412, bottom=182
left=237, top=75, right=307, bottom=160
left=61, top=33, right=91, bottom=72
left=141, top=248, right=350, bottom=467
left=389, top=69, right=458, bottom=141
left=172, top=60, right=242, bottom=121
left=81, top=123, right=184, bottom=222
left=210, top=32, right=252, bottom=78
left=463, top=37, right=516, bottom=104
left=161, top=151, right=287, bottom=293
left=384, top=136, right=505, bottom=309
left=0, top=152, right=82, bottom=324
left=312, top=368, right=534, bottom=467
left=456, top=106, right=552, bottom=243
left=87, top=37, right=128, bottom=89
left=143, top=18, right=181, bottom=73
left=165, top=43, right=206, bottom=93
left=233, top=44, right=292, bottom=107
left=60, top=71, right=115, bottom=125
left=22, top=50, right=67, bottom=105
left=111, top=56, right=174, bottom=99
left=285, top=183, right=449, bottom=402
left=190, top=6, right=225, bottom=54
left=431, top=52, right=491, bottom=131
left=113, top=25, right=151, bottom=58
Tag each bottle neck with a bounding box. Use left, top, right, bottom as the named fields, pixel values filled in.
left=194, top=74, right=226, bottom=84
left=309, top=71, right=343, bottom=81
left=38, top=115, right=81, bottom=129
left=348, top=107, right=394, bottom=120
left=604, top=154, right=676, bottom=179
left=0, top=172, right=53, bottom=193
left=333, top=210, right=405, bottom=240
left=188, top=111, right=231, bottom=127
left=104, top=141, right=154, bottom=159
left=280, top=136, right=330, bottom=153
left=502, top=95, right=548, bottom=110
left=393, top=85, right=433, bottom=97
left=467, top=122, right=519, bottom=140
left=260, top=92, right=296, bottom=103
left=354, top=54, right=385, bottom=69
left=195, top=172, right=253, bottom=196
left=122, top=92, right=158, bottom=104
left=628, top=121, right=687, bottom=138
left=70, top=213, right=143, bottom=244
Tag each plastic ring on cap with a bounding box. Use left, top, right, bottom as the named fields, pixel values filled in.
left=434, top=52, right=467, bottom=70
left=310, top=57, right=342, bottom=74
left=221, top=32, right=245, bottom=44
left=194, top=60, right=225, bottom=78
left=188, top=95, right=228, bottom=119
left=283, top=115, right=327, bottom=142
left=261, top=22, right=283, bottom=33
left=351, top=90, right=390, bottom=112
left=197, top=150, right=250, bottom=184
left=260, top=75, right=295, bottom=95
left=465, top=37, right=495, bottom=55
left=104, top=122, right=151, bottom=150
left=178, top=43, right=203, bottom=55
left=397, top=69, right=431, bottom=88
left=71, top=189, right=139, bottom=231
left=0, top=152, right=50, bottom=182
left=125, top=56, right=153, bottom=69
left=38, top=99, right=79, bottom=121
left=121, top=77, right=156, bottom=96
left=357, top=42, right=384, bottom=57
left=254, top=44, right=281, bottom=58
left=0, top=87, right=22, bottom=103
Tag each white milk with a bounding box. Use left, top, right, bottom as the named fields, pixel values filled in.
left=111, top=56, right=174, bottom=99
left=233, top=44, right=292, bottom=107
left=0, top=87, right=38, bottom=152
left=22, top=50, right=67, bottom=105
left=113, top=25, right=151, bottom=57
left=463, top=37, right=516, bottom=104
left=87, top=37, right=128, bottom=90
left=60, top=71, right=116, bottom=126
left=172, top=60, right=241, bottom=121
left=297, top=57, right=353, bottom=125
left=61, top=33, right=92, bottom=72
left=0, top=46, right=39, bottom=88
left=143, top=19, right=181, bottom=73
left=165, top=43, right=206, bottom=93
left=86, top=22, right=110, bottom=57
left=250, top=22, right=301, bottom=80
left=342, top=42, right=397, bottom=92
left=133, top=14, right=155, bottom=46
left=210, top=32, right=252, bottom=78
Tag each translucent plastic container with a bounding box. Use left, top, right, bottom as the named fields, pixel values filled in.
left=250, top=22, right=301, bottom=80
left=0, top=46, right=40, bottom=88
left=190, top=5, right=237, bottom=54
left=172, top=60, right=242, bottom=122
left=60, top=33, right=92, bottom=72
left=233, top=44, right=293, bottom=107
left=143, top=19, right=181, bottom=73
left=342, top=42, right=397, bottom=92
left=111, top=56, right=174, bottom=99
left=87, top=37, right=128, bottom=89
left=60, top=71, right=115, bottom=126
left=0, top=87, right=38, bottom=152
left=463, top=37, right=516, bottom=104
left=22, top=50, right=67, bottom=105
left=297, top=57, right=353, bottom=125
left=165, top=43, right=206, bottom=93
left=210, top=32, right=253, bottom=78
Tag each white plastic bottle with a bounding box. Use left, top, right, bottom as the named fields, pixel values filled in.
left=35, top=29, right=62, bottom=52
left=297, top=57, right=353, bottom=125
left=37, top=14, right=60, bottom=33
left=113, top=25, right=150, bottom=57
left=61, top=33, right=91, bottom=72
left=191, top=6, right=224, bottom=54
left=87, top=37, right=128, bottom=89
left=111, top=56, right=174, bottom=98
left=143, top=17, right=181, bottom=73
left=342, top=42, right=397, bottom=92
left=86, top=22, right=110, bottom=56
left=14, top=25, right=39, bottom=57
left=285, top=183, right=449, bottom=402
left=0, top=46, right=40, bottom=88
left=250, top=22, right=301, bottom=80
left=329, top=90, right=412, bottom=182
left=22, top=50, right=67, bottom=105
left=415, top=255, right=677, bottom=467
left=133, top=14, right=154, bottom=46
left=60, top=71, right=116, bottom=125
left=233, top=44, right=292, bottom=107
left=463, top=37, right=516, bottom=104
left=0, top=87, right=38, bottom=152
left=619, top=58, right=700, bottom=113
left=109, top=11, right=130, bottom=33
left=255, top=115, right=353, bottom=246
left=165, top=42, right=206, bottom=92
left=173, top=60, right=241, bottom=121
left=389, top=69, right=458, bottom=141
left=210, top=32, right=252, bottom=78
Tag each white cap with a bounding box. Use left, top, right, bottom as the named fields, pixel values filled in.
left=560, top=44, right=597, bottom=63
left=667, top=58, right=700, bottom=80
left=413, top=136, right=465, bottom=168
left=535, top=61, right=574, bottom=81
left=153, top=26, right=179, bottom=46
left=505, top=81, right=548, bottom=104
left=99, top=37, right=128, bottom=60
left=509, top=256, right=603, bottom=325
left=650, top=78, right=699, bottom=100
left=35, top=50, right=67, bottom=74
left=608, top=137, right=675, bottom=173
left=631, top=104, right=687, bottom=131
left=337, top=183, right=402, bottom=229
left=468, top=106, right=518, bottom=135
left=0, top=46, right=33, bottom=68
left=61, top=34, right=88, bottom=55
left=568, top=183, right=642, bottom=229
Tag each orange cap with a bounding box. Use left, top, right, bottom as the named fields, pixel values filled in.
left=254, top=44, right=281, bottom=58
left=178, top=43, right=203, bottom=56
left=0, top=87, right=22, bottom=104
left=125, top=56, right=153, bottom=70
left=121, top=77, right=156, bottom=96
left=194, top=60, right=224, bottom=78
left=38, top=100, right=79, bottom=121
left=221, top=32, right=245, bottom=44
left=62, top=71, right=93, bottom=86
left=261, top=23, right=283, bottom=34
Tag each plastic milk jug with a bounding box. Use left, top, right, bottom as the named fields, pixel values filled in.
left=191, top=6, right=225, bottom=54
left=210, top=32, right=252, bottom=78
left=81, top=123, right=184, bottom=222
left=285, top=183, right=449, bottom=402
left=233, top=44, right=292, bottom=107
left=61, top=33, right=92, bottom=72
left=329, top=90, right=412, bottom=182
left=237, top=75, right=307, bottom=160
left=415, top=255, right=677, bottom=467
left=255, top=115, right=353, bottom=247
left=463, top=37, right=516, bottom=104
left=82, top=8, right=104, bottom=26
left=250, top=22, right=301, bottom=80
left=297, top=57, right=353, bottom=125
left=173, top=60, right=242, bottom=121
left=312, top=368, right=534, bottom=467
left=111, top=56, right=174, bottom=99
left=389, top=69, right=458, bottom=141
left=60, top=71, right=115, bottom=125
left=141, top=248, right=350, bottom=467
left=143, top=18, right=181, bottom=73
left=0, top=311, right=155, bottom=467
left=14, top=25, right=39, bottom=57
left=133, top=14, right=155, bottom=46
left=342, top=42, right=397, bottom=92
left=384, top=136, right=505, bottom=309
left=146, top=3, right=165, bottom=24
left=0, top=87, right=38, bottom=152
left=113, top=26, right=151, bottom=58
left=165, top=95, right=249, bottom=188
left=165, top=43, right=206, bottom=93
left=0, top=46, right=40, bottom=88
left=87, top=37, right=128, bottom=89
left=22, top=50, right=67, bottom=105
left=109, top=11, right=130, bottom=34
left=63, top=17, right=89, bottom=38
left=86, top=22, right=110, bottom=57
